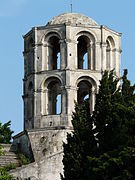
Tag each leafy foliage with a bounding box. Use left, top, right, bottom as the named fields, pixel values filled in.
left=0, top=145, right=5, bottom=156
left=0, top=163, right=16, bottom=180
left=18, top=153, right=30, bottom=166
left=87, top=147, right=135, bottom=180
left=62, top=70, right=135, bottom=180
left=0, top=168, right=12, bottom=180
left=0, top=121, right=14, bottom=144
left=0, top=121, right=14, bottom=179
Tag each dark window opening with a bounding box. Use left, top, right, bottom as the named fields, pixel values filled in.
left=47, top=79, right=61, bottom=115
left=48, top=36, right=60, bottom=70
left=77, top=80, right=92, bottom=105
left=77, top=36, right=91, bottom=70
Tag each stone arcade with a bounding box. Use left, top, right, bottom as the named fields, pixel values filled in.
left=10, top=13, right=121, bottom=180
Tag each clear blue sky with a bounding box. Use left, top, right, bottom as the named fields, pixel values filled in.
left=0, top=0, right=135, bottom=135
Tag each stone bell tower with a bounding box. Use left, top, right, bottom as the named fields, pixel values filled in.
left=23, top=13, right=121, bottom=131
left=11, top=13, right=121, bottom=180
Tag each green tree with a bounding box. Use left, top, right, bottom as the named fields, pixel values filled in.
left=0, top=164, right=16, bottom=180
left=61, top=102, right=97, bottom=180
left=0, top=121, right=14, bottom=179
left=121, top=69, right=135, bottom=148
left=0, top=167, right=12, bottom=180
left=0, top=121, right=14, bottom=144
left=62, top=70, right=135, bottom=180
left=88, top=69, right=135, bottom=179
left=93, top=70, right=122, bottom=153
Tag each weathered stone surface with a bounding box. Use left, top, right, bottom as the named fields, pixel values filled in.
left=48, top=13, right=98, bottom=26
left=10, top=152, right=63, bottom=180
left=0, top=144, right=19, bottom=167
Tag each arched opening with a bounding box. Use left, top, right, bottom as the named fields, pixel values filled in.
left=47, top=78, right=61, bottom=115
left=77, top=35, right=91, bottom=70
left=48, top=36, right=60, bottom=70
left=106, top=36, right=115, bottom=70
left=77, top=80, right=92, bottom=105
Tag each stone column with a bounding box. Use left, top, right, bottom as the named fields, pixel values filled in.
left=47, top=42, right=53, bottom=70
left=101, top=42, right=107, bottom=71
left=59, top=40, right=67, bottom=69
left=42, top=42, right=48, bottom=70
left=74, top=40, right=78, bottom=69
left=61, top=86, right=67, bottom=115
left=87, top=43, right=91, bottom=69
left=115, top=48, right=121, bottom=77
left=110, top=49, right=113, bottom=70
left=41, top=88, right=48, bottom=115
left=112, top=48, right=116, bottom=72
left=33, top=44, right=38, bottom=73
left=34, top=89, right=42, bottom=117
left=34, top=91, right=40, bottom=128
left=66, top=40, right=78, bottom=69
left=66, top=86, right=77, bottom=126
left=90, top=42, right=95, bottom=70
left=95, top=42, right=101, bottom=71
left=90, top=42, right=93, bottom=70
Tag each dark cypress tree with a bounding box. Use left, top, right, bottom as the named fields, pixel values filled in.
left=93, top=70, right=122, bottom=153
left=62, top=70, right=135, bottom=180
left=88, top=69, right=135, bottom=179
left=61, top=101, right=97, bottom=180
left=121, top=69, right=135, bottom=147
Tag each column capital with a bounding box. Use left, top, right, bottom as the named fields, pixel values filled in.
left=59, top=39, right=66, bottom=44
left=90, top=41, right=94, bottom=46
left=42, top=88, right=48, bottom=93
left=91, top=86, right=97, bottom=94
left=42, top=41, right=53, bottom=48
left=65, top=85, right=77, bottom=91
left=95, top=42, right=101, bottom=46
left=101, top=42, right=107, bottom=47
left=112, top=48, right=122, bottom=53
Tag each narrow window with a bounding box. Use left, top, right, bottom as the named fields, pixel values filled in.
left=47, top=79, right=61, bottom=115
left=77, top=80, right=91, bottom=105
left=84, top=94, right=89, bottom=101
left=77, top=36, right=91, bottom=70
left=83, top=52, right=88, bottom=69
left=48, top=36, right=60, bottom=70
left=57, top=52, right=60, bottom=70
left=56, top=94, right=61, bottom=114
